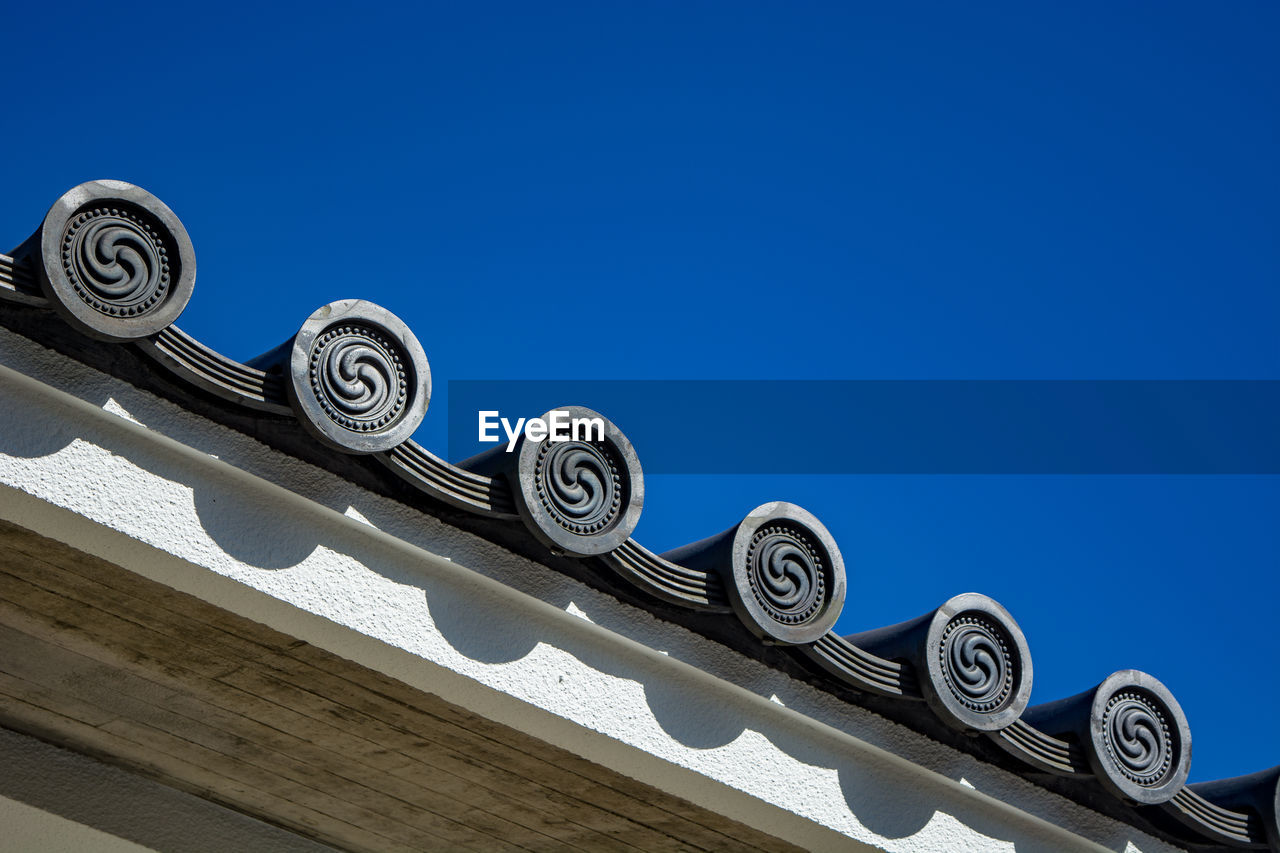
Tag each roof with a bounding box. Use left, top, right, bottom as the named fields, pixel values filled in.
left=2, top=179, right=1277, bottom=852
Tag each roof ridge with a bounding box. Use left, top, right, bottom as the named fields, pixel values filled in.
left=4, top=180, right=1276, bottom=852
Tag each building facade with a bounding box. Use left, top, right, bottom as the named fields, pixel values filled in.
left=0, top=181, right=1276, bottom=852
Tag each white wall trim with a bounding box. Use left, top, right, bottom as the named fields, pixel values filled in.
left=0, top=329, right=1181, bottom=853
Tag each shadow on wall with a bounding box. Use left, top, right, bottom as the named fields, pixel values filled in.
left=0, top=381, right=327, bottom=572
left=0, top=333, right=1166, bottom=853
left=191, top=463, right=1162, bottom=853
left=0, top=386, right=99, bottom=460
left=191, top=481, right=323, bottom=570
left=417, top=567, right=1150, bottom=853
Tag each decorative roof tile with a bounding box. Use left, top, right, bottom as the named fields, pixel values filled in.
left=3, top=180, right=1277, bottom=852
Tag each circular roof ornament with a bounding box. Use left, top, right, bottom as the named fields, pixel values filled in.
left=922, top=593, right=1033, bottom=732
left=511, top=406, right=644, bottom=556
left=1087, top=670, right=1191, bottom=804
left=37, top=180, right=195, bottom=341
left=287, top=300, right=430, bottom=454
left=726, top=502, right=846, bottom=645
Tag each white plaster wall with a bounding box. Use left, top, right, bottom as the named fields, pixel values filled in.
left=0, top=328, right=1185, bottom=853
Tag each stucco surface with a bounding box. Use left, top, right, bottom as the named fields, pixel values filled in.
left=0, top=328, right=1183, bottom=853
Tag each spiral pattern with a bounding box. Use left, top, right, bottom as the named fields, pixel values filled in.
left=61, top=206, right=170, bottom=317
left=745, top=524, right=825, bottom=625
left=308, top=324, right=408, bottom=432
left=535, top=440, right=622, bottom=534
left=1102, top=690, right=1174, bottom=787
left=938, top=614, right=1015, bottom=713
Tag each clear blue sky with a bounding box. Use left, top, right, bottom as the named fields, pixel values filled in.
left=3, top=2, right=1277, bottom=782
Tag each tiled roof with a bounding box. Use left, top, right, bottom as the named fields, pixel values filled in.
left=3, top=180, right=1277, bottom=852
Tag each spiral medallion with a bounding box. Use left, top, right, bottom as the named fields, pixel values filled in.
left=744, top=523, right=826, bottom=626
left=938, top=613, right=1015, bottom=713
left=308, top=324, right=408, bottom=432
left=535, top=439, right=622, bottom=534
left=61, top=206, right=170, bottom=318
left=1102, top=690, right=1174, bottom=787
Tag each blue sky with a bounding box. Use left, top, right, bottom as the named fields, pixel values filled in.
left=3, top=2, right=1277, bottom=782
